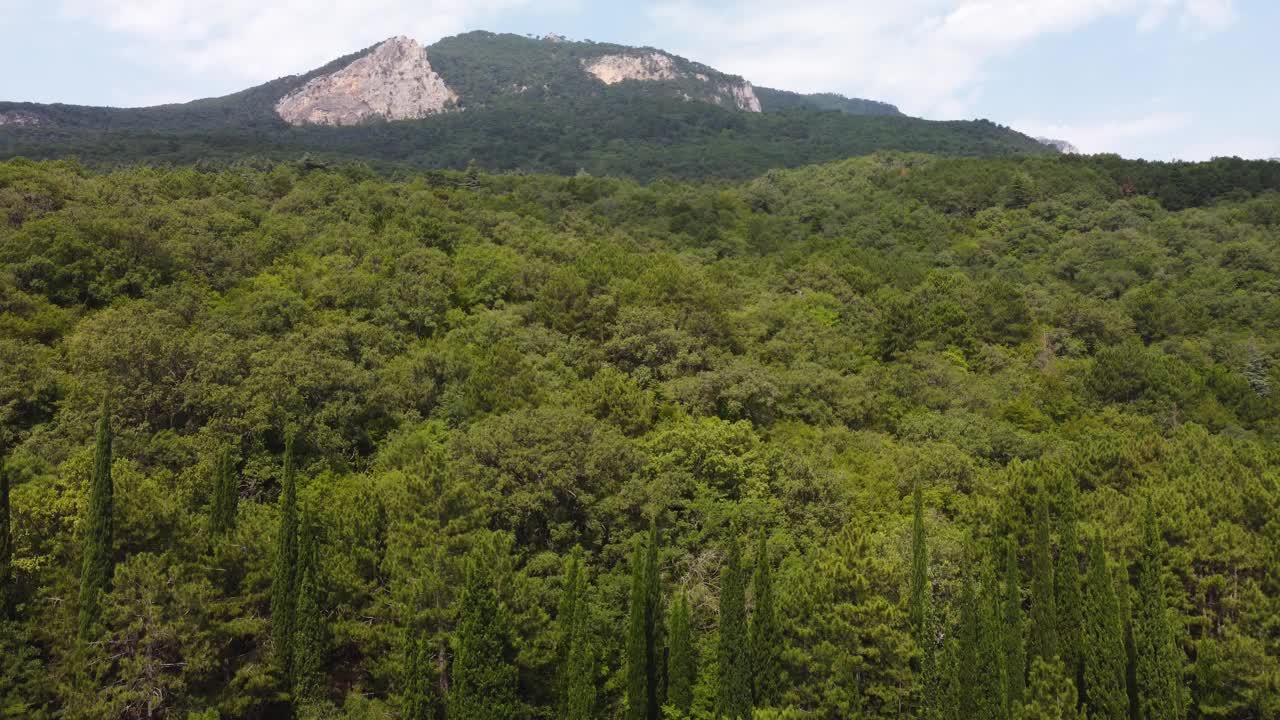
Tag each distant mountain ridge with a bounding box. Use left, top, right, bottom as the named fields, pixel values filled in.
left=0, top=31, right=1052, bottom=178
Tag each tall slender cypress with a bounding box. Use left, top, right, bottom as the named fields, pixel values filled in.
left=748, top=533, right=780, bottom=707
left=209, top=445, right=239, bottom=535
left=717, top=534, right=751, bottom=720
left=1118, top=571, right=1139, bottom=720
left=626, top=539, right=651, bottom=720
left=958, top=573, right=981, bottom=719
left=565, top=597, right=597, bottom=720
left=1133, top=499, right=1184, bottom=720
left=1004, top=540, right=1027, bottom=713
left=270, top=435, right=299, bottom=673
left=909, top=484, right=929, bottom=645
left=1082, top=534, right=1128, bottom=720
left=644, top=520, right=664, bottom=718
left=450, top=559, right=518, bottom=720
left=1056, top=480, right=1084, bottom=698
left=558, top=547, right=583, bottom=713
left=403, top=624, right=438, bottom=720
left=978, top=571, right=1010, bottom=720
left=292, top=514, right=327, bottom=701
left=937, top=637, right=963, bottom=720
left=0, top=450, right=11, bottom=618
left=77, top=402, right=114, bottom=640
left=1029, top=489, right=1058, bottom=666
left=667, top=591, right=695, bottom=716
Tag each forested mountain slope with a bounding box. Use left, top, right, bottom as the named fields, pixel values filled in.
left=0, top=154, right=1279, bottom=718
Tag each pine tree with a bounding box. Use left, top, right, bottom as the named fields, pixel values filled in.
left=1030, top=489, right=1058, bottom=666
left=1133, top=499, right=1185, bottom=720
left=209, top=445, right=239, bottom=535
left=717, top=534, right=751, bottom=720
left=1081, top=534, right=1127, bottom=720
left=748, top=533, right=780, bottom=707
left=0, top=449, right=11, bottom=618
left=565, top=598, right=597, bottom=720
left=1005, top=539, right=1027, bottom=713
left=1056, top=480, right=1085, bottom=699
left=450, top=559, right=518, bottom=720
left=403, top=624, right=438, bottom=720
left=270, top=435, right=299, bottom=674
left=557, top=547, right=583, bottom=713
left=77, top=401, right=114, bottom=640
left=978, top=571, right=1010, bottom=720
left=292, top=514, right=327, bottom=702
left=667, top=591, right=695, bottom=716
left=1022, top=657, right=1082, bottom=720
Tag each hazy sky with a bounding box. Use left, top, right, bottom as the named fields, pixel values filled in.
left=2, top=0, right=1276, bottom=161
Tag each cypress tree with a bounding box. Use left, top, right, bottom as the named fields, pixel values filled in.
left=1005, top=540, right=1027, bottom=713
left=909, top=484, right=929, bottom=646
left=667, top=591, right=695, bottom=716
left=717, top=534, right=751, bottom=720
left=1022, top=657, right=1081, bottom=720
left=1081, top=534, right=1127, bottom=720
left=403, top=624, right=438, bottom=720
left=937, top=636, right=963, bottom=720
left=978, top=571, right=1010, bottom=720
left=209, top=445, right=239, bottom=535
left=1029, top=489, right=1058, bottom=666
left=1056, top=480, right=1085, bottom=698
left=77, top=402, right=114, bottom=640
left=0, top=450, right=11, bottom=618
left=565, top=598, right=597, bottom=720
left=1133, top=499, right=1184, bottom=720
left=292, top=514, right=327, bottom=702
left=958, top=573, right=981, bottom=719
left=626, top=538, right=651, bottom=720
left=748, top=533, right=780, bottom=707
left=1117, top=572, right=1139, bottom=720
left=557, top=547, right=583, bottom=713
left=644, top=519, right=664, bottom=718
left=270, top=435, right=299, bottom=674
left=450, top=559, right=518, bottom=720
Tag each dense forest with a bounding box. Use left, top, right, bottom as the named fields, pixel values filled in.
left=1, top=152, right=1279, bottom=719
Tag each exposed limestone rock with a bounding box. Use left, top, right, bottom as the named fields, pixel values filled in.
left=582, top=53, right=682, bottom=84
left=581, top=52, right=762, bottom=113
left=0, top=110, right=43, bottom=127
left=275, top=36, right=457, bottom=126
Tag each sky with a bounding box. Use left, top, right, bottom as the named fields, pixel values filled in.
left=2, top=0, right=1277, bottom=161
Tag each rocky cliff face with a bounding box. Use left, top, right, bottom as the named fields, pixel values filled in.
left=0, top=110, right=44, bottom=127
left=275, top=37, right=458, bottom=126
left=581, top=52, right=762, bottom=112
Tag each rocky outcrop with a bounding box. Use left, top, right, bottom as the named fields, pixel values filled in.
left=0, top=110, right=44, bottom=127
left=275, top=36, right=457, bottom=126
left=582, top=53, right=682, bottom=85
left=1035, top=137, right=1080, bottom=154
left=581, top=52, right=762, bottom=113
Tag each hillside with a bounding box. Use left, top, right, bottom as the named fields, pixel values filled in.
left=0, top=31, right=1050, bottom=177
left=1, top=153, right=1279, bottom=717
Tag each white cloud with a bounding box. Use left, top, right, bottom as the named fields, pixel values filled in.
left=1014, top=111, right=1191, bottom=154
left=58, top=0, right=558, bottom=82
left=649, top=0, right=1237, bottom=118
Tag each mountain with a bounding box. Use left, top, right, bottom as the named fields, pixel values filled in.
left=0, top=31, right=1052, bottom=179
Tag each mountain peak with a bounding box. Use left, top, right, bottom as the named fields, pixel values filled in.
left=274, top=35, right=458, bottom=126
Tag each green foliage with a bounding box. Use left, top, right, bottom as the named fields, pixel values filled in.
left=1004, top=540, right=1027, bottom=713
left=1029, top=490, right=1058, bottom=667
left=748, top=533, right=781, bottom=707
left=1022, top=657, right=1083, bottom=720
left=270, top=435, right=299, bottom=675
left=627, top=522, right=664, bottom=720
left=208, top=445, right=238, bottom=535
left=77, top=401, right=113, bottom=640
left=1082, top=535, right=1127, bottom=720
left=718, top=534, right=750, bottom=720
left=1055, top=480, right=1084, bottom=700
left=292, top=515, right=328, bottom=702
left=667, top=592, right=695, bottom=716
left=1133, top=500, right=1186, bottom=720
left=449, top=558, right=518, bottom=720
left=0, top=450, right=10, bottom=617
